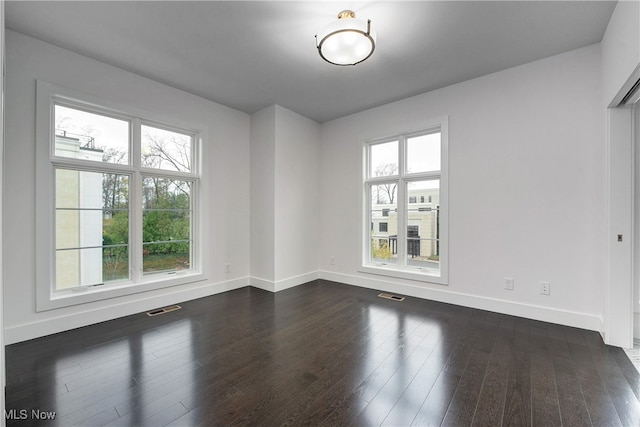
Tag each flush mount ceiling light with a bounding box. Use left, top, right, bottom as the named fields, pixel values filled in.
left=315, top=10, right=376, bottom=66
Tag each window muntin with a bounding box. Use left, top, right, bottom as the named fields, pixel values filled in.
left=363, top=125, right=446, bottom=283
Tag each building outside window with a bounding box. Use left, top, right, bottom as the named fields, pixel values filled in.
left=362, top=120, right=448, bottom=284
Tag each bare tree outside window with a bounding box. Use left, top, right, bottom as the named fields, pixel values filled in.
left=374, top=163, right=397, bottom=204
left=141, top=125, right=192, bottom=173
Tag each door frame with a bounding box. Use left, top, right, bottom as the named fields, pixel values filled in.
left=606, top=66, right=640, bottom=348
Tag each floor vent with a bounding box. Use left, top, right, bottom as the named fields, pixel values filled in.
left=378, top=292, right=405, bottom=302
left=146, top=305, right=182, bottom=317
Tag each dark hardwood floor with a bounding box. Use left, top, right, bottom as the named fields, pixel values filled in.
left=5, top=280, right=640, bottom=426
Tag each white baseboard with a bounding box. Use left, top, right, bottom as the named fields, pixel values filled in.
left=249, top=276, right=275, bottom=292
left=319, top=271, right=603, bottom=332
left=4, top=277, right=250, bottom=344
left=250, top=271, right=320, bottom=293
left=7, top=270, right=605, bottom=344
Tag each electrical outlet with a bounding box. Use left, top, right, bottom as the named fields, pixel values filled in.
left=330, top=256, right=335, bottom=265
left=540, top=281, right=550, bottom=295
left=225, top=263, right=231, bottom=273
left=504, top=277, right=514, bottom=290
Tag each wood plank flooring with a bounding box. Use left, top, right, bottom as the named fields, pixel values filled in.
left=5, top=280, right=640, bottom=426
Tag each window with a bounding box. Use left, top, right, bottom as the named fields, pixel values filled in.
left=361, top=119, right=448, bottom=284
left=379, top=222, right=388, bottom=232
left=36, top=81, right=204, bottom=310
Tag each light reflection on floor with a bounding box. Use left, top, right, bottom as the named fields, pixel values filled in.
left=50, top=319, right=197, bottom=425
left=54, top=338, right=131, bottom=424
left=357, top=304, right=445, bottom=426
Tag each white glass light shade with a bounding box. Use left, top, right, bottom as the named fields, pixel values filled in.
left=316, top=11, right=376, bottom=66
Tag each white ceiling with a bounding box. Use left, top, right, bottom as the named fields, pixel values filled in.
left=5, top=1, right=616, bottom=123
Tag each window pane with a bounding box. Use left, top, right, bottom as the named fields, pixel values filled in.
left=56, top=248, right=102, bottom=289
left=369, top=140, right=398, bottom=178
left=406, top=132, right=440, bottom=174
left=142, top=177, right=192, bottom=275
left=56, top=170, right=129, bottom=210
left=370, top=183, right=397, bottom=264
left=56, top=209, right=104, bottom=250
left=54, top=104, right=129, bottom=164
left=56, top=246, right=129, bottom=288
left=55, top=169, right=129, bottom=290
left=142, top=177, right=191, bottom=209
left=143, top=243, right=191, bottom=274
left=142, top=211, right=191, bottom=242
left=141, top=125, right=192, bottom=172
left=407, top=180, right=440, bottom=270
left=102, top=246, right=130, bottom=282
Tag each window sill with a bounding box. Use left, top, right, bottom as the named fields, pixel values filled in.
left=37, top=271, right=206, bottom=312
left=359, top=265, right=448, bottom=285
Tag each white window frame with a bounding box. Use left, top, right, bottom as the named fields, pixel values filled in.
left=359, top=117, right=449, bottom=285
left=35, top=81, right=208, bottom=311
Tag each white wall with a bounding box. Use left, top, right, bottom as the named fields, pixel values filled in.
left=274, top=106, right=320, bottom=285
left=250, top=105, right=320, bottom=291
left=601, top=0, right=640, bottom=106
left=250, top=106, right=276, bottom=283
left=4, top=31, right=251, bottom=344
left=319, top=44, right=605, bottom=331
